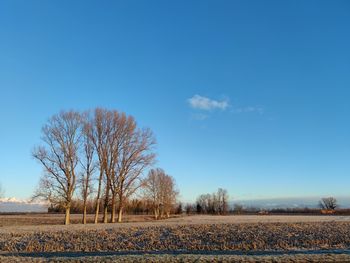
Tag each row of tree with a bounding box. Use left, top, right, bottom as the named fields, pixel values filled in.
left=194, top=188, right=229, bottom=215
left=32, top=109, right=178, bottom=225
left=181, top=195, right=339, bottom=215
left=48, top=195, right=179, bottom=216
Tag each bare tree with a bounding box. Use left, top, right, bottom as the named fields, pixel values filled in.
left=79, top=119, right=96, bottom=224
left=94, top=109, right=123, bottom=224
left=233, top=204, right=243, bottom=214
left=160, top=174, right=178, bottom=218
left=107, top=111, right=129, bottom=223
left=144, top=168, right=162, bottom=219
left=114, top=125, right=156, bottom=223
left=86, top=109, right=110, bottom=224
left=86, top=109, right=156, bottom=223
left=196, top=194, right=211, bottom=214
left=211, top=192, right=220, bottom=214
left=175, top=203, right=183, bottom=214
left=185, top=203, right=194, bottom=215
left=89, top=110, right=132, bottom=223
left=32, top=111, right=82, bottom=225
left=32, top=176, right=56, bottom=206
left=217, top=188, right=229, bottom=215
left=143, top=168, right=178, bottom=220
left=319, top=197, right=338, bottom=210
left=196, top=188, right=230, bottom=215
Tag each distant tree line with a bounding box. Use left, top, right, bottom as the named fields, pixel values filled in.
left=195, top=188, right=229, bottom=215
left=32, top=109, right=178, bottom=225
left=182, top=194, right=342, bottom=216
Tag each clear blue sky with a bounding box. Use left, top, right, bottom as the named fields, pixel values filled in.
left=0, top=1, right=349, bottom=202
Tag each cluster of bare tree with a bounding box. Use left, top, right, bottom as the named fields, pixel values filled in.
left=195, top=188, right=229, bottom=215
left=32, top=109, right=163, bottom=225
left=47, top=196, right=181, bottom=216
left=143, top=168, right=178, bottom=219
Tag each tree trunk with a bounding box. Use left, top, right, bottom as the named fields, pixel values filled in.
left=94, top=171, right=103, bottom=224
left=117, top=190, right=123, bottom=223
left=110, top=193, right=116, bottom=223
left=94, top=201, right=100, bottom=224
left=154, top=207, right=159, bottom=220
left=82, top=202, right=87, bottom=224
left=117, top=206, right=123, bottom=223
left=65, top=207, right=71, bottom=225
left=103, top=180, right=110, bottom=223
left=103, top=205, right=108, bottom=223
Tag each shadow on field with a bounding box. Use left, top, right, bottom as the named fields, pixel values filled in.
left=1, top=249, right=350, bottom=258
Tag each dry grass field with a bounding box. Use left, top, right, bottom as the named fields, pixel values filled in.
left=1, top=214, right=350, bottom=262
left=0, top=213, right=158, bottom=227
left=1, top=213, right=349, bottom=229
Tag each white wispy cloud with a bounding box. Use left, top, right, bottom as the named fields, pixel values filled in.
left=187, top=94, right=264, bottom=121
left=188, top=95, right=229, bottom=111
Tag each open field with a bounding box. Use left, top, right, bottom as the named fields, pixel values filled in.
left=0, top=213, right=158, bottom=227
left=1, top=213, right=350, bottom=230
left=1, top=215, right=350, bottom=262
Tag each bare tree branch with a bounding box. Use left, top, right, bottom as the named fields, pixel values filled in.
left=32, top=111, right=82, bottom=225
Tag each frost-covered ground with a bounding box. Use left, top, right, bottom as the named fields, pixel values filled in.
left=1, top=215, right=350, bottom=262
left=1, top=253, right=350, bottom=262
left=1, top=214, right=350, bottom=230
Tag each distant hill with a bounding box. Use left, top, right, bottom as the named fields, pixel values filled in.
left=2, top=196, right=350, bottom=213
left=0, top=198, right=47, bottom=213
left=234, top=196, right=350, bottom=209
